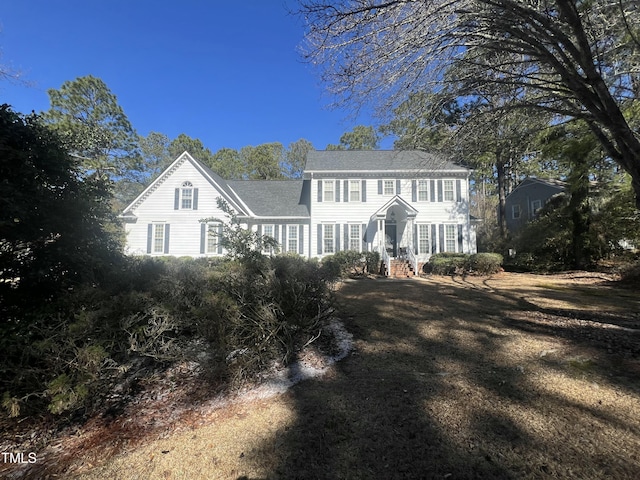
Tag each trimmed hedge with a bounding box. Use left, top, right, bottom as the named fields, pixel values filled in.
left=321, top=251, right=381, bottom=278
left=425, top=252, right=503, bottom=275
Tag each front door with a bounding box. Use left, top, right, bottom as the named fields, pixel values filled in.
left=385, top=223, right=397, bottom=257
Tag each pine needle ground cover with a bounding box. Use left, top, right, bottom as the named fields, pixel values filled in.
left=7, top=272, right=640, bottom=479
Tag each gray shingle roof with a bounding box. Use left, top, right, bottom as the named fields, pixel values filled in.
left=305, top=150, right=468, bottom=172
left=227, top=180, right=309, bottom=217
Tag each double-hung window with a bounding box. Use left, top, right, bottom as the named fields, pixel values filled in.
left=206, top=222, right=220, bottom=254
left=323, top=180, right=335, bottom=202
left=512, top=204, right=521, bottom=219
left=383, top=180, right=394, bottom=196
left=443, top=180, right=455, bottom=202
left=445, top=225, right=457, bottom=252
left=153, top=224, right=165, bottom=254
left=263, top=225, right=275, bottom=254
left=417, top=180, right=429, bottom=202
left=323, top=224, right=334, bottom=254
left=181, top=181, right=193, bottom=209
left=349, top=180, right=361, bottom=202
left=349, top=224, right=361, bottom=251
left=418, top=224, right=430, bottom=254
left=531, top=200, right=542, bottom=216
left=288, top=225, right=298, bottom=253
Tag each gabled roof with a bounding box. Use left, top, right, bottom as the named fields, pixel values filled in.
left=305, top=150, right=468, bottom=173
left=507, top=177, right=567, bottom=199
left=121, top=151, right=248, bottom=217
left=371, top=195, right=419, bottom=219
left=227, top=180, right=310, bottom=218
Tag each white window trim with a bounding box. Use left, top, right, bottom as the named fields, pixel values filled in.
left=348, top=223, right=361, bottom=252
left=512, top=204, right=521, bottom=219
left=531, top=199, right=542, bottom=216
left=349, top=180, right=361, bottom=202
left=443, top=180, right=455, bottom=202
left=263, top=224, right=275, bottom=254
left=417, top=180, right=429, bottom=202
left=445, top=224, right=457, bottom=253
left=180, top=181, right=193, bottom=209
left=287, top=225, right=298, bottom=253
left=323, top=223, right=335, bottom=255
left=206, top=222, right=220, bottom=254
left=418, top=223, right=431, bottom=254
left=323, top=180, right=335, bottom=202
left=152, top=223, right=166, bottom=254
left=383, top=179, right=395, bottom=196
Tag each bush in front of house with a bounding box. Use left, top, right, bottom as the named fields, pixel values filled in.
left=2, top=254, right=336, bottom=418
left=425, top=253, right=468, bottom=275
left=321, top=251, right=382, bottom=279
left=424, top=252, right=503, bottom=275
left=467, top=253, right=504, bottom=275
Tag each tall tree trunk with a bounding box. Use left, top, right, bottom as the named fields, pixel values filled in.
left=569, top=163, right=592, bottom=269
left=496, top=155, right=507, bottom=238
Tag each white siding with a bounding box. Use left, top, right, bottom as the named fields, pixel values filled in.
left=309, top=176, right=472, bottom=262
left=123, top=152, right=476, bottom=260
left=124, top=159, right=230, bottom=256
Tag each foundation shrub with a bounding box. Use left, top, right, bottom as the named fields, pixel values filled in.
left=467, top=253, right=504, bottom=275
left=426, top=253, right=468, bottom=275
left=321, top=250, right=381, bottom=278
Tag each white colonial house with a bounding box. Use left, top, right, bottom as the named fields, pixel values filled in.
left=121, top=150, right=477, bottom=276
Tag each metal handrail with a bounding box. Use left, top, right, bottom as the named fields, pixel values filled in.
left=407, top=245, right=418, bottom=276
left=381, top=248, right=391, bottom=276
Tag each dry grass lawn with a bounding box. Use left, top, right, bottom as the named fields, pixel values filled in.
left=7, top=272, right=640, bottom=479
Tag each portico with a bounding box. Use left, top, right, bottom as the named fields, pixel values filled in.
left=372, top=195, right=419, bottom=257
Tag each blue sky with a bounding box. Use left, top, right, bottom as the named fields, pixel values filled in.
left=0, top=1, right=390, bottom=153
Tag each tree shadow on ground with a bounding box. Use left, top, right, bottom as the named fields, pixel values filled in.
left=243, top=276, right=640, bottom=479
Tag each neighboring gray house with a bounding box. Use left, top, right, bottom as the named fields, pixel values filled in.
left=121, top=150, right=478, bottom=276
left=504, top=177, right=566, bottom=233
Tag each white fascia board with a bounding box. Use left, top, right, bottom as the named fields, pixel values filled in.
left=121, top=153, right=188, bottom=214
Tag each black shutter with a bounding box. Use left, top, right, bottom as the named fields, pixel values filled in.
left=335, top=180, right=340, bottom=202
left=414, top=224, right=418, bottom=254
left=217, top=224, right=223, bottom=254
left=257, top=224, right=262, bottom=235
left=193, top=188, right=199, bottom=210
left=335, top=224, right=341, bottom=252
left=174, top=189, right=180, bottom=210
left=147, top=224, right=153, bottom=253
left=200, top=223, right=206, bottom=254
left=164, top=224, right=170, bottom=254
left=437, top=180, right=443, bottom=202
left=299, top=225, right=304, bottom=254
left=430, top=180, right=436, bottom=202
left=411, top=180, right=417, bottom=202
left=458, top=225, right=464, bottom=252
left=344, top=180, right=349, bottom=202
left=362, top=180, right=367, bottom=202
left=431, top=224, right=437, bottom=254
left=317, top=180, right=323, bottom=202
left=362, top=223, right=367, bottom=251
left=456, top=179, right=461, bottom=202
left=274, top=224, right=280, bottom=243
left=344, top=223, right=349, bottom=251
left=317, top=224, right=323, bottom=254
left=378, top=180, right=383, bottom=195
left=439, top=224, right=445, bottom=252
left=396, top=179, right=401, bottom=195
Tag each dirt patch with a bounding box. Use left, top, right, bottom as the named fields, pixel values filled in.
left=3, top=272, right=640, bottom=479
